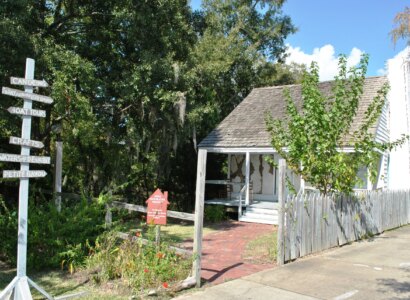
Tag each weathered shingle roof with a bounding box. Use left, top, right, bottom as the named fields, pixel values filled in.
left=199, top=76, right=388, bottom=149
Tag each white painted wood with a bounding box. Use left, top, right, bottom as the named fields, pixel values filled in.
left=27, top=277, right=53, bottom=300
left=1, top=58, right=56, bottom=300
left=201, top=147, right=276, bottom=153
left=192, top=149, right=207, bottom=287
left=16, top=58, right=35, bottom=279
left=2, top=87, right=53, bottom=104
left=10, top=77, right=48, bottom=87
left=227, top=153, right=231, bottom=180
left=200, top=146, right=357, bottom=154
left=15, top=277, right=33, bottom=300
left=7, top=107, right=46, bottom=117
left=245, top=152, right=250, bottom=205
left=300, top=162, right=305, bottom=192
left=0, top=276, right=18, bottom=299
left=0, top=153, right=50, bottom=164
left=277, top=159, right=286, bottom=265
left=54, top=141, right=63, bottom=212
left=3, top=170, right=46, bottom=178
left=9, top=136, right=43, bottom=149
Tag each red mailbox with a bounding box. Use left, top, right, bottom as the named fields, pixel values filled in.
left=146, top=189, right=169, bottom=225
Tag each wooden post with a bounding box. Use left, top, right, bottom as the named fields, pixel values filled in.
left=300, top=161, right=305, bottom=193
left=245, top=152, right=250, bottom=205
left=277, top=159, right=286, bottom=265
left=155, top=225, right=161, bottom=249
left=227, top=154, right=231, bottom=180
left=192, top=149, right=207, bottom=287
left=105, top=204, right=112, bottom=228
left=54, top=141, right=63, bottom=212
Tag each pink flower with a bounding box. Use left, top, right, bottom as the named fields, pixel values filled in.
left=162, top=282, right=169, bottom=289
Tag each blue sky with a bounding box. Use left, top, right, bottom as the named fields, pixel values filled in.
left=190, top=0, right=408, bottom=81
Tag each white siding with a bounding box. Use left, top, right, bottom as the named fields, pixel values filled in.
left=387, top=47, right=410, bottom=189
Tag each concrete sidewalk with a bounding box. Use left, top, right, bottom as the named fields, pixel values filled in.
left=175, top=225, right=410, bottom=300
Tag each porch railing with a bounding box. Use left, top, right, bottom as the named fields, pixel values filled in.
left=238, top=184, right=247, bottom=218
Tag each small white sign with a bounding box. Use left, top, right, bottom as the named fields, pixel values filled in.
left=2, top=87, right=53, bottom=104
left=10, top=77, right=49, bottom=88
left=8, top=107, right=46, bottom=118
left=3, top=170, right=47, bottom=178
left=0, top=153, right=50, bottom=164
left=9, top=136, right=44, bottom=149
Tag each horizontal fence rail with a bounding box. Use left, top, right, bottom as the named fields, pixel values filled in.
left=105, top=201, right=195, bottom=257
left=280, top=190, right=410, bottom=263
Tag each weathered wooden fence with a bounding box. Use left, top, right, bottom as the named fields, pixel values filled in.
left=105, top=201, right=194, bottom=257
left=278, top=189, right=410, bottom=263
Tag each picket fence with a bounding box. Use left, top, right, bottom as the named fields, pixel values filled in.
left=279, top=190, right=410, bottom=263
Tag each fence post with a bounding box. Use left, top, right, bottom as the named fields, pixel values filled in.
left=54, top=141, right=63, bottom=212
left=192, top=149, right=207, bottom=287
left=105, top=204, right=112, bottom=228
left=155, top=225, right=161, bottom=249
left=277, top=159, right=286, bottom=265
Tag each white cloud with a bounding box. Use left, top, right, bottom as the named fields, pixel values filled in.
left=285, top=44, right=364, bottom=81
left=377, top=68, right=387, bottom=76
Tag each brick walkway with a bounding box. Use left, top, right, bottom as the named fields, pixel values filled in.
left=183, top=221, right=276, bottom=285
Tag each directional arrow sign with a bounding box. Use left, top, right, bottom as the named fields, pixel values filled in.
left=10, top=77, right=49, bottom=88
left=0, top=153, right=50, bottom=164
left=3, top=170, right=47, bottom=178
left=9, top=136, right=44, bottom=149
left=2, top=87, right=53, bottom=104
left=8, top=107, right=46, bottom=118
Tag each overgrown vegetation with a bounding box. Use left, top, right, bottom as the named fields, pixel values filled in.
left=0, top=196, right=106, bottom=271
left=86, top=232, right=192, bottom=292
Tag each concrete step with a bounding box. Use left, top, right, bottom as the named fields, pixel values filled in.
left=239, top=215, right=278, bottom=225
left=246, top=207, right=278, bottom=215
left=242, top=212, right=277, bottom=220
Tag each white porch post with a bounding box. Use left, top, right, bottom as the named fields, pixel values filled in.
left=227, top=154, right=231, bottom=180
left=192, top=149, right=207, bottom=287
left=367, top=168, right=373, bottom=191
left=245, top=152, right=250, bottom=206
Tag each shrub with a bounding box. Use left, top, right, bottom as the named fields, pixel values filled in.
left=86, top=231, right=192, bottom=291
left=0, top=197, right=106, bottom=271
left=204, top=205, right=226, bottom=222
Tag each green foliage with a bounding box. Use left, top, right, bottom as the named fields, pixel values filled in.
left=0, top=0, right=298, bottom=210
left=204, top=205, right=226, bottom=222
left=0, top=198, right=106, bottom=270
left=266, top=55, right=408, bottom=195
left=86, top=232, right=192, bottom=291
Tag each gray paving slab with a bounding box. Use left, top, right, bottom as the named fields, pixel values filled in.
left=174, top=225, right=410, bottom=300
left=174, top=279, right=319, bottom=300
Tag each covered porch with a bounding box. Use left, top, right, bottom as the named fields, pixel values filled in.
left=200, top=148, right=303, bottom=225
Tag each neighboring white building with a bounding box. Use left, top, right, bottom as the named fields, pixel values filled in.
left=387, top=47, right=410, bottom=189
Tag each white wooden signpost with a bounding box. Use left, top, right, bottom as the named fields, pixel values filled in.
left=8, top=107, right=47, bottom=117
left=0, top=59, right=84, bottom=300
